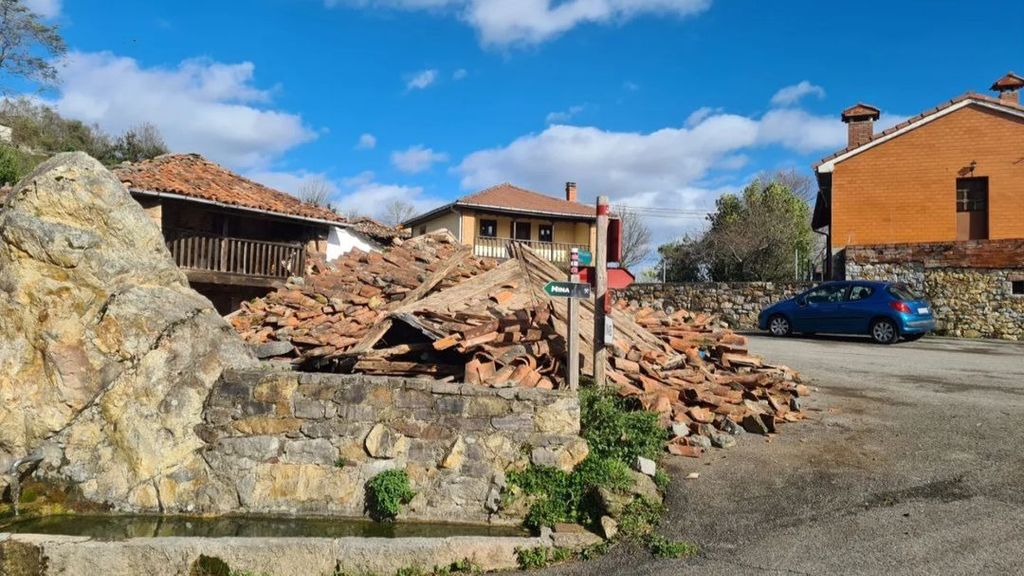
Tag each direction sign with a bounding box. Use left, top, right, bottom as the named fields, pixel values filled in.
left=543, top=281, right=592, bottom=299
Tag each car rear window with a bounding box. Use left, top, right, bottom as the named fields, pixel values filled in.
left=887, top=284, right=922, bottom=301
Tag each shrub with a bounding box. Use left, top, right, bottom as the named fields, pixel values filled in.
left=515, top=546, right=572, bottom=570
left=365, top=469, right=415, bottom=522
left=579, top=387, right=666, bottom=463
left=647, top=534, right=698, bottom=559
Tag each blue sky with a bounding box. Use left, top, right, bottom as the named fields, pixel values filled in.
left=31, top=0, right=1024, bottom=261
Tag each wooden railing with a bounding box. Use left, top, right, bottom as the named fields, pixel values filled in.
left=165, top=229, right=304, bottom=279
left=474, top=236, right=589, bottom=263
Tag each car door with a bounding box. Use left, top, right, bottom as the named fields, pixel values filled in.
left=837, top=283, right=878, bottom=334
left=791, top=283, right=848, bottom=333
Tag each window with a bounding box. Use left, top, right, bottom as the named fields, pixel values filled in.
left=956, top=177, right=988, bottom=241
left=479, top=219, right=497, bottom=238
left=539, top=224, right=553, bottom=243
left=887, top=283, right=923, bottom=301
left=848, top=285, right=874, bottom=301
left=513, top=221, right=531, bottom=241
left=803, top=284, right=847, bottom=304
left=1012, top=280, right=1024, bottom=296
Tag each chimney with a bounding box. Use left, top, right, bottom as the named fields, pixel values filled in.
left=565, top=181, right=578, bottom=203
left=841, top=103, right=881, bottom=148
left=990, top=72, right=1024, bottom=105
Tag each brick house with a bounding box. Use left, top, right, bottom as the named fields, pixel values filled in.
left=812, top=72, right=1024, bottom=277
left=403, top=182, right=597, bottom=264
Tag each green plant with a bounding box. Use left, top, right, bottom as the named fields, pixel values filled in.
left=506, top=386, right=666, bottom=531
left=647, top=534, right=698, bottom=559
left=617, top=496, right=664, bottom=541
left=190, top=555, right=230, bottom=576
left=578, top=387, right=667, bottom=464
left=653, top=469, right=670, bottom=491
left=365, top=469, right=416, bottom=522
left=515, top=546, right=572, bottom=570
left=335, top=457, right=351, bottom=468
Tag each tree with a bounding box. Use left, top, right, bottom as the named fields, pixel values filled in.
left=105, top=123, right=168, bottom=164
left=654, top=173, right=814, bottom=282
left=297, top=178, right=333, bottom=208
left=0, top=143, right=23, bottom=184
left=385, top=199, right=416, bottom=226
left=653, top=236, right=706, bottom=282
left=615, top=207, right=652, bottom=270
left=0, top=0, right=66, bottom=91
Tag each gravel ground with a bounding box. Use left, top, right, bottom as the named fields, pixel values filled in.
left=516, top=334, right=1024, bottom=576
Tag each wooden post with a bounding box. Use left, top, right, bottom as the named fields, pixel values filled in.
left=567, top=247, right=581, bottom=391
left=593, top=195, right=610, bottom=388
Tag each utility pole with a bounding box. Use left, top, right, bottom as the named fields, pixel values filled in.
left=567, top=247, right=580, bottom=391
left=593, top=195, right=610, bottom=388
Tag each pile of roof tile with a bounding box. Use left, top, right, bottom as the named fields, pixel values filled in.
left=228, top=239, right=808, bottom=456
left=227, top=232, right=496, bottom=367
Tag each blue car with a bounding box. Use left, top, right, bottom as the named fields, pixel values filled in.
left=758, top=281, right=936, bottom=344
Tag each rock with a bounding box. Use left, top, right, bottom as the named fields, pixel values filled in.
left=671, top=423, right=690, bottom=438
left=254, top=340, right=294, bottom=359
left=742, top=413, right=775, bottom=435
left=687, top=434, right=712, bottom=451
left=720, top=417, right=744, bottom=436
left=364, top=424, right=407, bottom=459
left=600, top=515, right=619, bottom=540
left=440, top=436, right=466, bottom=469
left=634, top=456, right=657, bottom=477
left=596, top=487, right=631, bottom=518
left=551, top=524, right=603, bottom=549
left=0, top=153, right=255, bottom=511
left=789, top=397, right=802, bottom=411
left=628, top=470, right=661, bottom=502
left=530, top=437, right=589, bottom=472
left=710, top=432, right=736, bottom=449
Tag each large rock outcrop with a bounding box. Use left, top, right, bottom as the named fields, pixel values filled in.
left=0, top=152, right=255, bottom=510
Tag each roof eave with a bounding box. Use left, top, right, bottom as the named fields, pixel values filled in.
left=816, top=97, right=1024, bottom=173
left=129, top=188, right=349, bottom=228
left=402, top=203, right=457, bottom=228
left=455, top=202, right=596, bottom=221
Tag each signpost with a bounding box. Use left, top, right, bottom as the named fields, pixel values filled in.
left=576, top=249, right=593, bottom=266
left=543, top=281, right=592, bottom=299
left=566, top=248, right=582, bottom=390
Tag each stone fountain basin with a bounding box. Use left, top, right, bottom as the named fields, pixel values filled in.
left=0, top=515, right=548, bottom=576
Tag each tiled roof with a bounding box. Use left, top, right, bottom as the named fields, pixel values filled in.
left=114, top=154, right=346, bottom=224
left=815, top=92, right=1024, bottom=170
left=457, top=183, right=595, bottom=218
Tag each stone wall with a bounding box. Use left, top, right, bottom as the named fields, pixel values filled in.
left=612, top=282, right=813, bottom=330
left=197, top=370, right=585, bottom=525
left=843, top=241, right=1024, bottom=340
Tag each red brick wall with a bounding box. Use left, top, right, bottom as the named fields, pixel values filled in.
left=830, top=104, right=1024, bottom=251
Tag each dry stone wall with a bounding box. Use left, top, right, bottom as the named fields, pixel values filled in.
left=612, top=282, right=812, bottom=330
left=844, top=241, right=1024, bottom=340
left=198, top=370, right=585, bottom=525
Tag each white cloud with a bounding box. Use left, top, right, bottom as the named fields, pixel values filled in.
left=24, top=0, right=60, bottom=18
left=770, top=81, right=826, bottom=107
left=456, top=104, right=849, bottom=261
left=406, top=69, right=439, bottom=90
left=453, top=68, right=468, bottom=80
left=332, top=171, right=446, bottom=220
left=624, top=81, right=640, bottom=92
left=246, top=169, right=340, bottom=196
left=329, top=0, right=712, bottom=46
left=356, top=133, right=377, bottom=150
left=391, top=145, right=449, bottom=173
left=545, top=105, right=585, bottom=125
left=52, top=51, right=315, bottom=169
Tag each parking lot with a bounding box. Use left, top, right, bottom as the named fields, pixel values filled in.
left=527, top=334, right=1024, bottom=575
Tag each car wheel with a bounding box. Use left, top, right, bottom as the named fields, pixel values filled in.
left=768, top=314, right=792, bottom=337
left=870, top=319, right=899, bottom=344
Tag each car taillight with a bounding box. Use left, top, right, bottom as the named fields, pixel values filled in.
left=890, top=301, right=912, bottom=313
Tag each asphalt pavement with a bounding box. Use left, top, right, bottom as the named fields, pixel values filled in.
left=520, top=334, right=1024, bottom=575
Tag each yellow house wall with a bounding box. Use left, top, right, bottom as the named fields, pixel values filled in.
left=460, top=209, right=595, bottom=250
left=413, top=209, right=462, bottom=239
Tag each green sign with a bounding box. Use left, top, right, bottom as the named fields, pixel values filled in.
left=576, top=250, right=593, bottom=266
left=543, top=281, right=592, bottom=299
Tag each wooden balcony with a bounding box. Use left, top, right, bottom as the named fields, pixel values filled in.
left=474, top=236, right=589, bottom=264
left=166, top=229, right=305, bottom=286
